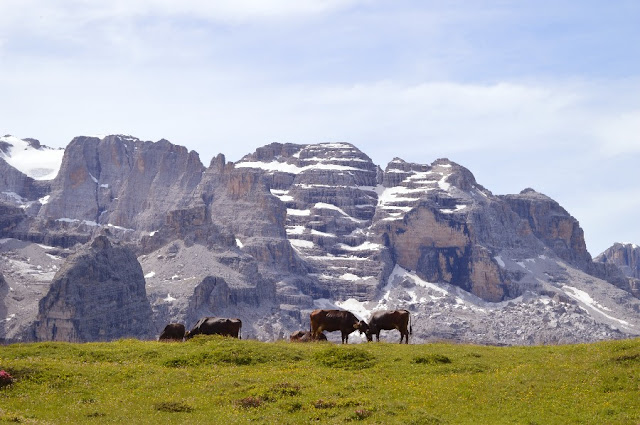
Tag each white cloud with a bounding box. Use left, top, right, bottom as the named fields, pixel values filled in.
left=0, top=0, right=365, bottom=29
left=596, top=111, right=640, bottom=157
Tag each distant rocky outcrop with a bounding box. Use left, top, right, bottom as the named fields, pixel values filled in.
left=594, top=243, right=640, bottom=297
left=33, top=235, right=154, bottom=342
left=37, top=135, right=204, bottom=237
left=235, top=142, right=390, bottom=300
left=374, top=158, right=531, bottom=302
left=0, top=202, right=27, bottom=237
left=596, top=243, right=640, bottom=279
left=0, top=159, right=48, bottom=201
left=501, top=189, right=592, bottom=268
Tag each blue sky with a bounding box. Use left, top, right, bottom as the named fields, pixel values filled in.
left=1, top=0, right=639, bottom=255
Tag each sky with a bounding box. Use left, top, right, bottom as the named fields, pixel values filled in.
left=1, top=0, right=639, bottom=256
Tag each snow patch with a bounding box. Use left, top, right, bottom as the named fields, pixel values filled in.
left=287, top=208, right=311, bottom=216
left=440, top=204, right=467, bottom=214
left=336, top=241, right=382, bottom=251
left=144, top=271, right=156, bottom=279
left=562, top=285, right=630, bottom=327
left=0, top=135, right=64, bottom=180
left=235, top=238, right=244, bottom=248
left=339, top=273, right=362, bottom=281
left=494, top=256, right=506, bottom=268
left=335, top=298, right=372, bottom=321
left=236, top=160, right=366, bottom=174
left=438, top=174, right=451, bottom=191
left=289, top=239, right=314, bottom=249
left=286, top=226, right=305, bottom=235
left=270, top=189, right=293, bottom=202
left=107, top=223, right=134, bottom=232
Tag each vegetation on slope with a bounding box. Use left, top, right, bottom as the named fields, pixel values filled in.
left=0, top=337, right=639, bottom=424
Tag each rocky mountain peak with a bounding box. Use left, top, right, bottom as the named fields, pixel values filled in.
left=33, top=235, right=154, bottom=342
left=2, top=134, right=640, bottom=345
left=595, top=243, right=640, bottom=280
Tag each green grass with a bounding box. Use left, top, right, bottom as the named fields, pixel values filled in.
left=0, top=337, right=639, bottom=424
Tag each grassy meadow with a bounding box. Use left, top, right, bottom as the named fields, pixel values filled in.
left=0, top=336, right=639, bottom=424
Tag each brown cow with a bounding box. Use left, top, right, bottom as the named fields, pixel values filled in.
left=290, top=330, right=327, bottom=342
left=159, top=323, right=186, bottom=341
left=366, top=310, right=412, bottom=344
left=185, top=317, right=242, bottom=339
left=309, top=309, right=369, bottom=344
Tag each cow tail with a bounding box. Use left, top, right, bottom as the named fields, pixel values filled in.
left=409, top=313, right=413, bottom=335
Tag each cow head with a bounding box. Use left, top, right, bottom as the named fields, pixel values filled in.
left=356, top=320, right=369, bottom=337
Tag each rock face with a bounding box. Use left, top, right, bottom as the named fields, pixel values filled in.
left=39, top=135, right=204, bottom=233
left=374, top=158, right=531, bottom=302
left=501, top=189, right=592, bottom=269
left=1, top=134, right=640, bottom=344
left=235, top=142, right=390, bottom=300
left=33, top=235, right=154, bottom=342
left=0, top=135, right=54, bottom=201
left=596, top=243, right=640, bottom=279
left=595, top=243, right=640, bottom=297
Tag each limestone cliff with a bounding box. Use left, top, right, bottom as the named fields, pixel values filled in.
left=33, top=235, right=154, bottom=342
left=501, top=189, right=592, bottom=268
left=38, top=135, right=204, bottom=236
left=595, top=243, right=640, bottom=297
left=2, top=134, right=639, bottom=344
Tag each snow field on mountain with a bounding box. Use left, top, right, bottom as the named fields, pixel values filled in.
left=0, top=135, right=64, bottom=180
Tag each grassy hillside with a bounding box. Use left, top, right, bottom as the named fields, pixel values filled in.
left=1, top=337, right=639, bottom=424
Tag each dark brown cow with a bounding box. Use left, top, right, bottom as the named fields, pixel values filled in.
left=290, top=330, right=327, bottom=342
left=366, top=310, right=412, bottom=344
left=159, top=323, right=186, bottom=341
left=185, top=317, right=242, bottom=339
left=309, top=309, right=369, bottom=344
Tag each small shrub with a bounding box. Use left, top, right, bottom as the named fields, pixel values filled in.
left=154, top=401, right=194, bottom=413
left=313, top=399, right=336, bottom=409
left=352, top=409, right=372, bottom=420
left=412, top=354, right=451, bottom=365
left=235, top=396, right=263, bottom=409
left=0, top=370, right=15, bottom=388
left=611, top=353, right=640, bottom=364
left=86, top=412, right=106, bottom=418
left=285, top=401, right=303, bottom=412
left=269, top=382, right=301, bottom=397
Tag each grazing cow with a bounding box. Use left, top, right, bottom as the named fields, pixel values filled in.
left=159, top=323, right=186, bottom=341
left=185, top=317, right=242, bottom=340
left=309, top=309, right=369, bottom=344
left=366, top=310, right=412, bottom=344
left=289, top=330, right=327, bottom=342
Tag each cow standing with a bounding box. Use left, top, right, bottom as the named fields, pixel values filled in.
left=366, top=310, right=412, bottom=344
left=185, top=317, right=242, bottom=339
left=159, top=323, right=186, bottom=341
left=309, top=309, right=369, bottom=344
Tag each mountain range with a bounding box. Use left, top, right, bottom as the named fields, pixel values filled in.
left=1, top=134, right=639, bottom=345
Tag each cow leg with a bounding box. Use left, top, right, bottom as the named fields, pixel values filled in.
left=312, top=326, right=322, bottom=340
left=375, top=332, right=380, bottom=342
